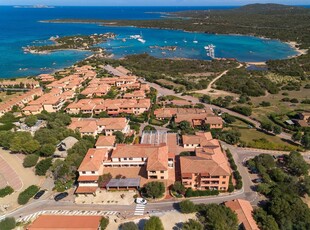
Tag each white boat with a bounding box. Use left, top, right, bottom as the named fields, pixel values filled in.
left=193, top=35, right=198, bottom=43
left=183, top=39, right=187, bottom=43
left=137, top=32, right=146, bottom=43
left=204, top=44, right=216, bottom=58
left=138, top=38, right=146, bottom=43
left=130, top=35, right=141, bottom=39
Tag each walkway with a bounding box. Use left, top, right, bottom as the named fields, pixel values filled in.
left=0, top=152, right=22, bottom=190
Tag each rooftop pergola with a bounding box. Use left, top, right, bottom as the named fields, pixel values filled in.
left=106, top=178, right=140, bottom=190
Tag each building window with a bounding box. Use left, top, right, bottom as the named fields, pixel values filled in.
left=222, top=181, right=225, bottom=184
left=82, top=171, right=86, bottom=174
left=161, top=176, right=164, bottom=179
left=223, top=176, right=226, bottom=178
left=129, top=157, right=133, bottom=160
left=91, top=171, right=95, bottom=174
left=160, top=171, right=164, bottom=173
left=124, top=158, right=127, bottom=160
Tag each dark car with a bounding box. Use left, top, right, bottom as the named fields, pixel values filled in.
left=54, top=192, right=68, bottom=201
left=34, top=190, right=45, bottom=199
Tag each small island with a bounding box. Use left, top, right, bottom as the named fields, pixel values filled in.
left=23, top=33, right=116, bottom=54
left=149, top=46, right=177, bottom=51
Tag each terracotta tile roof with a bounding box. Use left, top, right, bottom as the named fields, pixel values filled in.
left=180, top=136, right=231, bottom=176
left=22, top=105, right=43, bottom=112
left=205, top=116, right=223, bottom=125
left=154, top=108, right=211, bottom=119
left=112, top=144, right=169, bottom=171
left=95, top=135, right=116, bottom=147
left=97, top=117, right=128, bottom=130
left=180, top=156, right=230, bottom=176
left=26, top=215, right=101, bottom=230
left=225, top=199, right=259, bottom=230
left=77, top=175, right=99, bottom=181
left=170, top=100, right=192, bottom=106
left=182, top=132, right=213, bottom=145
left=78, top=148, right=107, bottom=172
left=75, top=186, right=98, bottom=194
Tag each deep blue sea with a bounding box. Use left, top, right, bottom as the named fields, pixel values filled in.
left=0, top=6, right=306, bottom=78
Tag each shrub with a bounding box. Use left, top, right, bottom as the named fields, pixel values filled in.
left=120, top=222, right=138, bottom=230
left=144, top=216, right=164, bottom=230
left=35, top=158, right=52, bottom=176
left=179, top=200, right=196, bottom=213
left=290, top=98, right=299, bottom=103
left=144, top=181, right=165, bottom=199
left=185, top=188, right=219, bottom=197
left=25, top=115, right=38, bottom=127
left=231, top=106, right=252, bottom=116
left=172, top=181, right=186, bottom=195
left=260, top=101, right=271, bottom=107
left=0, top=217, right=16, bottom=230
left=0, top=186, right=14, bottom=198
left=23, top=154, right=39, bottom=168
left=100, top=217, right=109, bottom=230
left=18, top=185, right=39, bottom=205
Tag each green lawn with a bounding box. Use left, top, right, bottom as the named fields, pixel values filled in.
left=238, top=128, right=300, bottom=151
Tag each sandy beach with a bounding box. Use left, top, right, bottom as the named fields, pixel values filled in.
left=287, top=41, right=308, bottom=57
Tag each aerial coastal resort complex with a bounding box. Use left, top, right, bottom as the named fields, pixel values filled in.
left=0, top=1, right=310, bottom=230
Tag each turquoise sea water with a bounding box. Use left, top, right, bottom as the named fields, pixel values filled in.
left=0, top=6, right=302, bottom=78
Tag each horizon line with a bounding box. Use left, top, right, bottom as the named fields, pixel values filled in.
left=1, top=4, right=309, bottom=7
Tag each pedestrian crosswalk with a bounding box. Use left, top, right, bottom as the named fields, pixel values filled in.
left=18, top=210, right=118, bottom=222
left=134, top=204, right=146, bottom=216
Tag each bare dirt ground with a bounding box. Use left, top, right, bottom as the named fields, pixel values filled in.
left=107, top=211, right=196, bottom=230
left=75, top=190, right=136, bottom=205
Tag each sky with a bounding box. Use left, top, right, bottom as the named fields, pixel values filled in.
left=0, top=0, right=309, bottom=6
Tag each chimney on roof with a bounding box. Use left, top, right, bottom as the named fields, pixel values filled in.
left=90, top=155, right=94, bottom=158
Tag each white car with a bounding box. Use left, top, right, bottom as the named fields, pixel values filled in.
left=135, top=198, right=147, bottom=205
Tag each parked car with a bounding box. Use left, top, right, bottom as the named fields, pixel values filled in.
left=249, top=168, right=258, bottom=174
left=135, top=198, right=147, bottom=205
left=34, top=190, right=45, bottom=200
left=54, top=192, right=68, bottom=201
left=253, top=178, right=263, bottom=183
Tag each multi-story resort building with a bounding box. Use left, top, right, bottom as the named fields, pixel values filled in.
left=75, top=130, right=231, bottom=194
left=66, top=98, right=151, bottom=115
left=0, top=88, right=43, bottom=117
left=154, top=107, right=223, bottom=129
left=68, top=117, right=130, bottom=136
left=180, top=132, right=231, bottom=191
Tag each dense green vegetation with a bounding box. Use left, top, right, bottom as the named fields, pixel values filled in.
left=144, top=216, right=164, bottom=230
left=183, top=219, right=203, bottom=230
left=35, top=158, right=52, bottom=176
left=100, top=217, right=109, bottom=230
left=216, top=68, right=279, bottom=96
left=120, top=222, right=139, bottom=230
left=247, top=153, right=310, bottom=229
left=18, top=185, right=40, bottom=205
left=179, top=200, right=197, bottom=213
left=23, top=154, right=39, bottom=168
left=0, top=218, right=16, bottom=230
left=143, top=181, right=165, bottom=199
left=196, top=203, right=238, bottom=230
left=226, top=149, right=243, bottom=190
left=0, top=186, right=14, bottom=198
